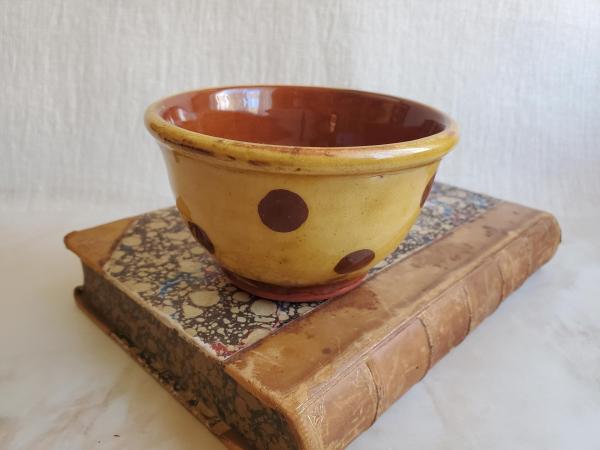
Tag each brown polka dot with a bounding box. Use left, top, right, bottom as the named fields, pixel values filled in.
left=187, top=221, right=215, bottom=254
left=334, top=249, right=375, bottom=274
left=258, top=189, right=308, bottom=232
left=420, top=172, right=437, bottom=207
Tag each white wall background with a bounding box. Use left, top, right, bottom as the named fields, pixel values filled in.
left=2, top=3, right=600, bottom=449
left=2, top=0, right=599, bottom=219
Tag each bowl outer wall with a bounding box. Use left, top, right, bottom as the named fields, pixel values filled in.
left=158, top=144, right=440, bottom=287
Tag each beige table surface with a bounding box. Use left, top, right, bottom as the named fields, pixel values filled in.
left=1, top=203, right=599, bottom=450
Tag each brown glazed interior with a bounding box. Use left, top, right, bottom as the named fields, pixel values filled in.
left=159, top=86, right=449, bottom=148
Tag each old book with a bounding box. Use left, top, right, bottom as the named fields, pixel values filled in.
left=64, top=183, right=560, bottom=450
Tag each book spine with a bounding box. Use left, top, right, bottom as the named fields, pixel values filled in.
left=298, top=212, right=561, bottom=449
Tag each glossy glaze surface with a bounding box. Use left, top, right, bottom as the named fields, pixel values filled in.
left=145, top=86, right=458, bottom=300
left=159, top=86, right=447, bottom=147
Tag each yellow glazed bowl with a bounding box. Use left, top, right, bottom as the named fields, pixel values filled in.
left=145, top=85, right=458, bottom=301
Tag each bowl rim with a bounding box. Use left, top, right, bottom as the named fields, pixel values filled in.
left=144, top=84, right=459, bottom=175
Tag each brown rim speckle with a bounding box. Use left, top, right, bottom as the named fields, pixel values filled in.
left=248, top=160, right=270, bottom=167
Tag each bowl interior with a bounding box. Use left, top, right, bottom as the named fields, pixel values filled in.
left=158, top=86, right=449, bottom=147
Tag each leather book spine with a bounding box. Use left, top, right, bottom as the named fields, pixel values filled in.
left=291, top=212, right=561, bottom=449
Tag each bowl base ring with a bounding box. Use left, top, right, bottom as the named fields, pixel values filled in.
left=222, top=269, right=367, bottom=302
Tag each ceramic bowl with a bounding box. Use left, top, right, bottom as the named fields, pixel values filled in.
left=145, top=85, right=458, bottom=301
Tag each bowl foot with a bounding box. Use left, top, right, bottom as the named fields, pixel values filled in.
left=222, top=269, right=366, bottom=302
